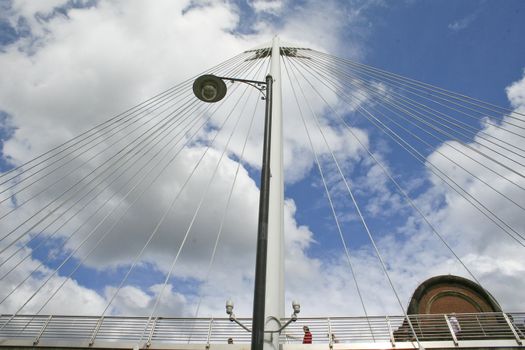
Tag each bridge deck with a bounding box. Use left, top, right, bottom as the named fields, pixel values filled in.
left=1, top=312, right=524, bottom=349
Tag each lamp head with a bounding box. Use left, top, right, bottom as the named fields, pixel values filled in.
left=225, top=299, right=234, bottom=315
left=193, top=74, right=227, bottom=103
left=292, top=300, right=300, bottom=314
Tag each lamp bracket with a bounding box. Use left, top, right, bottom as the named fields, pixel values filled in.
left=217, top=76, right=268, bottom=98
left=228, top=314, right=252, bottom=333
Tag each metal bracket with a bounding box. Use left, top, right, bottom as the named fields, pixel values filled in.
left=216, top=76, right=267, bottom=98
left=272, top=313, right=298, bottom=333
left=229, top=314, right=252, bottom=333
left=228, top=313, right=298, bottom=335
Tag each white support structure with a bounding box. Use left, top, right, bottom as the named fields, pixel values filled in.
left=265, top=36, right=285, bottom=350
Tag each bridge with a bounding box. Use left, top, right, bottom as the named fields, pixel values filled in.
left=1, top=312, right=524, bottom=349
left=1, top=37, right=524, bottom=350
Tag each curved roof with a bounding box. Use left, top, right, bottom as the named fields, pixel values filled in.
left=407, top=275, right=502, bottom=314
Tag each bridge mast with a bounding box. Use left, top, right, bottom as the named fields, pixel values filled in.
left=265, top=36, right=285, bottom=350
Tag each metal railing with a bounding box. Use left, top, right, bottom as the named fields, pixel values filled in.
left=0, top=312, right=523, bottom=348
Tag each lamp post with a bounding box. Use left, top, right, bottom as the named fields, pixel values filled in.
left=193, top=73, right=273, bottom=350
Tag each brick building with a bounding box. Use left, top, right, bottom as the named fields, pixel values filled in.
left=406, top=275, right=502, bottom=314
left=393, top=275, right=515, bottom=342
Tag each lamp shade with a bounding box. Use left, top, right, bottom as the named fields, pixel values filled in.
left=193, top=74, right=227, bottom=103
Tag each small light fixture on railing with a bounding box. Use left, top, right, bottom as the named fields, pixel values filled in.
left=226, top=299, right=234, bottom=315
left=292, top=300, right=300, bottom=316
left=224, top=299, right=301, bottom=335
left=225, top=299, right=251, bottom=333
left=276, top=300, right=301, bottom=332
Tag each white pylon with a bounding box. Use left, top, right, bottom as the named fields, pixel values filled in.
left=264, top=36, right=285, bottom=350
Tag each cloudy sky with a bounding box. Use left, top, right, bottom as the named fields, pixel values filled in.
left=0, top=0, right=524, bottom=321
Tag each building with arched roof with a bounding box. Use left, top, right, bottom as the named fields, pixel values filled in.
left=406, top=275, right=503, bottom=315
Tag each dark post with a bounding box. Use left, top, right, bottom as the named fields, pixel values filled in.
left=251, top=74, right=273, bottom=350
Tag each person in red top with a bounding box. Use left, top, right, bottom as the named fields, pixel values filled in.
left=302, top=326, right=312, bottom=344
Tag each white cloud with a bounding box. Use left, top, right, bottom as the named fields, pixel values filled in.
left=506, top=69, right=525, bottom=113
left=0, top=249, right=107, bottom=315
left=282, top=68, right=525, bottom=315
left=0, top=0, right=380, bottom=319
left=249, top=0, right=284, bottom=15
left=394, top=73, right=525, bottom=310
left=448, top=8, right=482, bottom=32
left=0, top=0, right=522, bottom=325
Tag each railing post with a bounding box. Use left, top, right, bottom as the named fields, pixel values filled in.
left=327, top=318, right=333, bottom=349
left=444, top=314, right=458, bottom=346
left=502, top=313, right=523, bottom=345
left=89, top=316, right=104, bottom=346
left=146, top=317, right=158, bottom=348
left=475, top=314, right=486, bottom=336
left=206, top=318, right=213, bottom=350
left=33, top=315, right=52, bottom=345
left=386, top=316, right=395, bottom=347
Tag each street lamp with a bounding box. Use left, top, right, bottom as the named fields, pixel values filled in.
left=193, top=73, right=273, bottom=350
left=192, top=75, right=228, bottom=103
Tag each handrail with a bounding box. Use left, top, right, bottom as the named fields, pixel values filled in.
left=0, top=312, right=523, bottom=348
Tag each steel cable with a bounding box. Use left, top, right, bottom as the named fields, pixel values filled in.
left=136, top=64, right=269, bottom=345
left=311, top=50, right=525, bottom=122
left=306, top=52, right=525, bottom=158
left=284, top=54, right=422, bottom=349
left=287, top=53, right=525, bottom=246
left=0, top=52, right=259, bottom=255
left=283, top=55, right=376, bottom=340
left=0, top=55, right=265, bottom=316
left=285, top=51, right=493, bottom=304
left=0, top=51, right=251, bottom=184
left=300, top=53, right=525, bottom=178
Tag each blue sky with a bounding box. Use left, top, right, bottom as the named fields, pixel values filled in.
left=0, top=0, right=524, bottom=319
left=286, top=0, right=525, bottom=254
left=364, top=1, right=525, bottom=104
